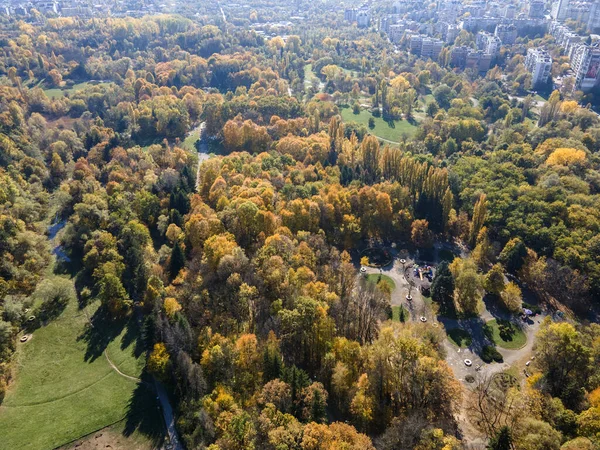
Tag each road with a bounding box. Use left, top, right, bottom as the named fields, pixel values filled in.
left=155, top=378, right=184, bottom=450
left=360, top=249, right=544, bottom=383
left=361, top=254, right=432, bottom=321
left=361, top=249, right=546, bottom=447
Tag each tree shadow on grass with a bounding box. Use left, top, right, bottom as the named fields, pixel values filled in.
left=77, top=305, right=126, bottom=363
left=123, top=375, right=165, bottom=447
left=120, top=316, right=147, bottom=359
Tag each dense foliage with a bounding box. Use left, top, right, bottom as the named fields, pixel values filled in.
left=1, top=6, right=600, bottom=450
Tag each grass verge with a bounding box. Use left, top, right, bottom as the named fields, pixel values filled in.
left=366, top=273, right=396, bottom=291
left=484, top=319, right=527, bottom=349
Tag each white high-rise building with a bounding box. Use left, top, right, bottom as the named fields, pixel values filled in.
left=525, top=48, right=553, bottom=86
left=476, top=31, right=502, bottom=56
left=552, top=0, right=570, bottom=20
left=572, top=42, right=600, bottom=91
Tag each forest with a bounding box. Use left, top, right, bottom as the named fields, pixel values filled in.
left=1, top=5, right=600, bottom=450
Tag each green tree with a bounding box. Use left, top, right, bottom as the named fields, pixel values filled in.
left=484, top=264, right=505, bottom=296
left=170, top=241, right=185, bottom=279
left=426, top=101, right=439, bottom=118
left=499, top=238, right=527, bottom=274
left=449, top=258, right=483, bottom=315
left=431, top=261, right=455, bottom=314
left=487, top=426, right=512, bottom=450
left=536, top=320, right=591, bottom=408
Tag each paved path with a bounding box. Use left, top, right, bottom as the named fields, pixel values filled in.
left=84, top=308, right=182, bottom=449
left=360, top=249, right=544, bottom=383
left=361, top=256, right=431, bottom=321
left=154, top=379, right=183, bottom=450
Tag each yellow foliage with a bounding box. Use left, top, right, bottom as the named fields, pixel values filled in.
left=147, top=343, right=170, bottom=378
left=588, top=387, right=600, bottom=407
left=164, top=297, right=182, bottom=317
left=560, top=100, right=579, bottom=114
left=546, top=147, right=586, bottom=167
left=390, top=75, right=410, bottom=91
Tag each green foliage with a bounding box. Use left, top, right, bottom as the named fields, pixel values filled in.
left=431, top=260, right=454, bottom=314
left=484, top=320, right=526, bottom=349
left=487, top=426, right=512, bottom=450
left=447, top=328, right=472, bottom=347
left=170, top=241, right=185, bottom=279
left=481, top=345, right=503, bottom=363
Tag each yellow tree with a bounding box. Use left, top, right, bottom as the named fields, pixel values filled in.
left=148, top=343, right=170, bottom=380
left=350, top=373, right=374, bottom=431
left=469, top=193, right=487, bottom=247
left=500, top=282, right=522, bottom=313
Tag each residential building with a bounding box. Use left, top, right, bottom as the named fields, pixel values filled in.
left=504, top=4, right=517, bottom=18
left=409, top=34, right=444, bottom=60
left=525, top=48, right=553, bottom=85
left=356, top=7, right=370, bottom=28
left=572, top=41, right=600, bottom=91
left=476, top=31, right=502, bottom=55
left=494, top=23, right=518, bottom=44
left=528, top=0, right=545, bottom=18
left=466, top=50, right=493, bottom=72
left=552, top=0, right=570, bottom=20
left=344, top=8, right=357, bottom=22
left=450, top=45, right=469, bottom=67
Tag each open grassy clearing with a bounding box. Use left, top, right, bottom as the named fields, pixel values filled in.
left=485, top=319, right=527, bottom=349
left=181, top=128, right=200, bottom=152
left=304, top=64, right=320, bottom=89
left=43, top=81, right=112, bottom=99
left=0, top=298, right=158, bottom=450
left=366, top=273, right=396, bottom=291
left=340, top=107, right=418, bottom=141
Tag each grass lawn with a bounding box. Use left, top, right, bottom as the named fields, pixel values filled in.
left=485, top=319, right=527, bottom=349
left=0, top=298, right=160, bottom=450
left=340, top=107, right=418, bottom=141
left=304, top=64, right=320, bottom=89
left=366, top=273, right=396, bottom=291
left=392, top=305, right=409, bottom=322
left=447, top=328, right=473, bottom=348
left=43, top=81, right=111, bottom=99
left=420, top=93, right=434, bottom=106
left=181, top=128, right=200, bottom=152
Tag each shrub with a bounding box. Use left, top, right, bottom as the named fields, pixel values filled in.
left=31, top=277, right=76, bottom=322
left=481, top=345, right=503, bottom=363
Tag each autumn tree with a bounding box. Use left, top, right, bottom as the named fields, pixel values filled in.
left=449, top=258, right=483, bottom=315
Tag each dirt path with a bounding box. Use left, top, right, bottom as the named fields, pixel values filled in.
left=103, top=349, right=142, bottom=384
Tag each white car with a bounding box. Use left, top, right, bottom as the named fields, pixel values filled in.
left=360, top=267, right=367, bottom=273
left=464, top=359, right=473, bottom=367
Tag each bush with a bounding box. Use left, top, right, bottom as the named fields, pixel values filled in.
left=481, top=345, right=503, bottom=363
left=31, top=277, right=76, bottom=322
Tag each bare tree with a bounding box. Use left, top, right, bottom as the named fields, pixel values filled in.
left=467, top=373, right=518, bottom=440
